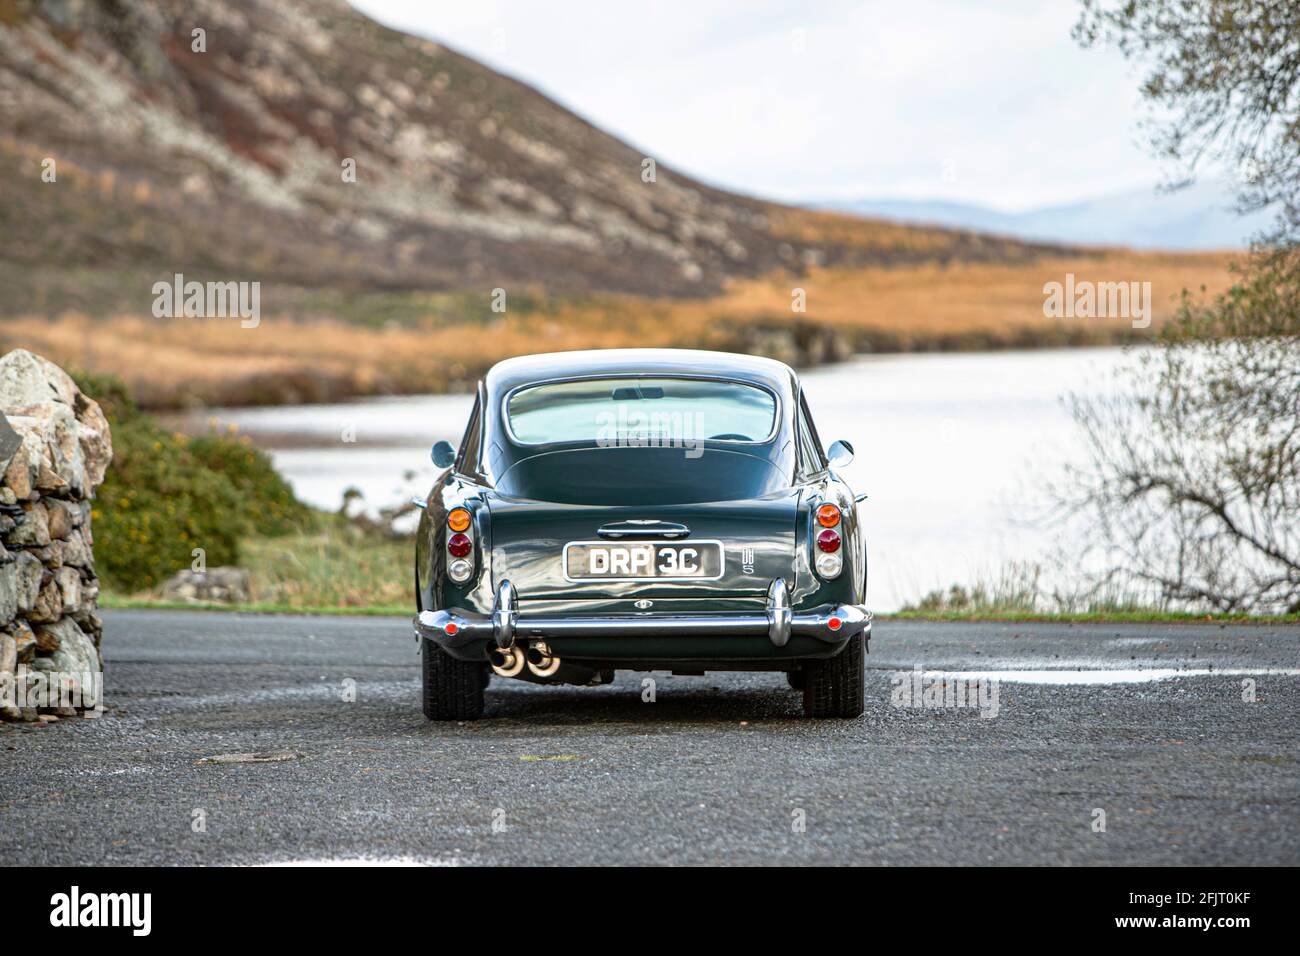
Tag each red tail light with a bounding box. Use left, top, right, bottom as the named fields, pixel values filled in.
left=827, top=616, right=842, bottom=631
left=447, top=533, right=472, bottom=558
left=816, top=528, right=841, bottom=553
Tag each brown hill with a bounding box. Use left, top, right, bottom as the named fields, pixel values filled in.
left=0, top=0, right=1063, bottom=317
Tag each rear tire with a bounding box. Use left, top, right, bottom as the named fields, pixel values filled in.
left=422, top=639, right=486, bottom=720
left=786, top=670, right=805, bottom=691
left=802, top=633, right=864, bottom=718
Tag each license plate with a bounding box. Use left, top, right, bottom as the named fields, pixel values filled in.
left=563, top=540, right=724, bottom=581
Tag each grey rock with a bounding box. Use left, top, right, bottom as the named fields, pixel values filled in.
left=28, top=542, right=63, bottom=569
left=26, top=577, right=63, bottom=623
left=46, top=499, right=78, bottom=540
left=8, top=501, right=50, bottom=547
left=71, top=610, right=103, bottom=646
left=159, top=567, right=253, bottom=604
left=0, top=425, right=37, bottom=500
left=4, top=619, right=35, bottom=663
left=26, top=618, right=102, bottom=716
left=34, top=622, right=61, bottom=653
left=0, top=633, right=14, bottom=675
left=6, top=406, right=84, bottom=498
left=0, top=349, right=113, bottom=493
left=0, top=633, right=17, bottom=721
left=0, top=559, right=17, bottom=623
left=0, top=412, right=21, bottom=477
left=35, top=528, right=93, bottom=570
left=0, top=349, right=81, bottom=407
left=55, top=566, right=82, bottom=615
left=30, top=617, right=100, bottom=675
left=0, top=633, right=16, bottom=717
left=78, top=577, right=100, bottom=610
left=13, top=551, right=43, bottom=612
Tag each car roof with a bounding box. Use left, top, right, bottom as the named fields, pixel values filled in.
left=473, top=349, right=803, bottom=481
left=484, top=348, right=799, bottom=399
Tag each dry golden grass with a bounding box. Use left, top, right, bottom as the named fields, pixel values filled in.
left=769, top=205, right=1046, bottom=258
left=706, top=250, right=1238, bottom=336
left=0, top=249, right=1239, bottom=408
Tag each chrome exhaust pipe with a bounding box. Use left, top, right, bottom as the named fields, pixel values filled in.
left=488, top=645, right=527, bottom=678
left=526, top=641, right=562, bottom=678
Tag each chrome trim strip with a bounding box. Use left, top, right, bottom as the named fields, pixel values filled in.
left=499, top=374, right=782, bottom=449
left=596, top=519, right=691, bottom=540
left=414, top=604, right=871, bottom=647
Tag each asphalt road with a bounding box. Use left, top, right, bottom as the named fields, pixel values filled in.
left=2, top=610, right=1297, bottom=865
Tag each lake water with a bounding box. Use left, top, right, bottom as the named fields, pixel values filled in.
left=189, top=347, right=1141, bottom=611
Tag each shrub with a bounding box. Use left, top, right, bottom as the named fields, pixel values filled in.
left=73, top=372, right=312, bottom=592
left=188, top=429, right=314, bottom=537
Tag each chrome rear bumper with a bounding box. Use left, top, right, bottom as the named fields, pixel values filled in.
left=413, top=578, right=871, bottom=657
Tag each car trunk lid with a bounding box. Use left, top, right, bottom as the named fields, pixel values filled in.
left=486, top=492, right=801, bottom=601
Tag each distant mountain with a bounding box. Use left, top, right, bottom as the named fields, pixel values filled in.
left=0, top=0, right=1065, bottom=318
left=814, top=181, right=1272, bottom=250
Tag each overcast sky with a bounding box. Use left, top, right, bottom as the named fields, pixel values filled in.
left=349, top=0, right=1167, bottom=212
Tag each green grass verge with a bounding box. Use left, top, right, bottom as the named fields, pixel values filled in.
left=102, top=527, right=413, bottom=616
left=238, top=530, right=409, bottom=608
left=897, top=564, right=1300, bottom=624
left=99, top=594, right=410, bottom=617
left=97, top=595, right=1300, bottom=625
left=887, top=609, right=1300, bottom=625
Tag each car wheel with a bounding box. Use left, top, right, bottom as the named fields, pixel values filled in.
left=786, top=670, right=805, bottom=691
left=802, top=633, right=864, bottom=718
left=421, top=639, right=486, bottom=720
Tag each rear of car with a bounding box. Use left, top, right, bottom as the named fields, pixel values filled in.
left=413, top=350, right=870, bottom=720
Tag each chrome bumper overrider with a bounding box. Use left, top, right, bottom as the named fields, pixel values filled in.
left=413, top=578, right=872, bottom=651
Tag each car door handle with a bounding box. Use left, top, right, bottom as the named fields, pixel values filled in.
left=596, top=520, right=691, bottom=539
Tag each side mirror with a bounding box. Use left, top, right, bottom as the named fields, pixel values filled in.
left=430, top=440, right=456, bottom=469
left=826, top=439, right=854, bottom=468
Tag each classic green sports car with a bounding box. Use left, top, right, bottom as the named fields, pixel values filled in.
left=413, top=349, right=871, bottom=719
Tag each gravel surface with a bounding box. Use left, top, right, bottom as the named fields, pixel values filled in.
left=2, top=611, right=1297, bottom=865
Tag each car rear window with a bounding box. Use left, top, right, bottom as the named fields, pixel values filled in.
left=506, top=377, right=777, bottom=447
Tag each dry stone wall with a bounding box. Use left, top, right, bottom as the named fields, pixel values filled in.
left=0, top=349, right=112, bottom=720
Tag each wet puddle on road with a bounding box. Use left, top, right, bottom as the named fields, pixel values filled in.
left=889, top=667, right=1300, bottom=685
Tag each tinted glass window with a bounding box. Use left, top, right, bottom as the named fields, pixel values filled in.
left=456, top=394, right=482, bottom=474
left=507, top=377, right=777, bottom=446
left=796, top=391, right=826, bottom=474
